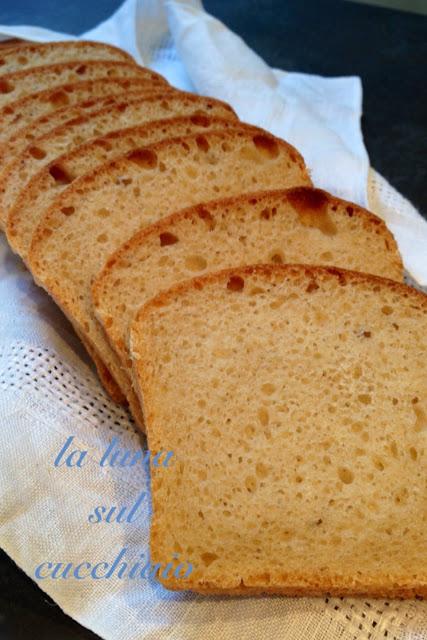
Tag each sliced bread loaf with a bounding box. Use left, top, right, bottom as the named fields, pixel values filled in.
left=0, top=84, right=176, bottom=174
left=0, top=76, right=168, bottom=145
left=93, top=187, right=404, bottom=380
left=0, top=40, right=134, bottom=74
left=4, top=93, right=237, bottom=239
left=130, top=263, right=427, bottom=597
left=28, top=128, right=310, bottom=421
left=0, top=60, right=162, bottom=108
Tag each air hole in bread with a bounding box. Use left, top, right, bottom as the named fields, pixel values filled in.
left=256, top=462, right=270, bottom=479
left=227, top=275, right=245, bottom=291
left=320, top=251, right=334, bottom=261
left=197, top=207, right=215, bottom=230
left=49, top=164, right=72, bottom=185
left=190, top=114, right=210, bottom=127
left=346, top=206, right=354, bottom=217
left=306, top=281, right=320, bottom=293
left=409, top=447, right=418, bottom=461
left=270, top=251, right=284, bottom=264
left=61, top=206, right=75, bottom=216
left=338, top=467, right=354, bottom=484
left=258, top=407, right=270, bottom=427
left=0, top=79, right=14, bottom=94
left=250, top=287, right=265, bottom=295
left=97, top=233, right=108, bottom=244
left=252, top=134, right=279, bottom=159
left=373, top=457, right=385, bottom=472
left=0, top=59, right=4, bottom=66
left=96, top=208, right=111, bottom=218
left=245, top=476, right=257, bottom=492
left=185, top=255, right=207, bottom=271
left=18, top=55, right=28, bottom=64
left=129, top=149, right=158, bottom=169
left=49, top=90, right=69, bottom=106
left=358, top=394, right=371, bottom=405
left=159, top=232, right=178, bottom=247
left=29, top=146, right=47, bottom=160
left=196, top=135, right=210, bottom=153
left=381, top=305, right=394, bottom=315
left=413, top=405, right=426, bottom=432
left=200, top=552, right=218, bottom=567
left=76, top=64, right=87, bottom=75
left=261, top=383, right=275, bottom=395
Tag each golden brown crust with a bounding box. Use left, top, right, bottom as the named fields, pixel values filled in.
left=0, top=85, right=176, bottom=170
left=0, top=75, right=168, bottom=130
left=30, top=127, right=309, bottom=258
left=0, top=40, right=135, bottom=67
left=0, top=59, right=160, bottom=86
left=28, top=127, right=310, bottom=297
left=95, top=187, right=403, bottom=290
left=160, top=577, right=426, bottom=598
left=136, top=263, right=426, bottom=327
left=6, top=113, right=239, bottom=256
left=38, top=127, right=307, bottom=226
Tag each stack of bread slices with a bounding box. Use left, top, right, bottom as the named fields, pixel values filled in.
left=2, top=40, right=426, bottom=598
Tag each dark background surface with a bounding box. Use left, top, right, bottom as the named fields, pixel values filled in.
left=0, top=1, right=426, bottom=639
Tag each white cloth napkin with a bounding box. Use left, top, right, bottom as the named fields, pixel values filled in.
left=0, top=2, right=426, bottom=640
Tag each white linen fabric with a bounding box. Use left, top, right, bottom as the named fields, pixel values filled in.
left=0, top=1, right=426, bottom=639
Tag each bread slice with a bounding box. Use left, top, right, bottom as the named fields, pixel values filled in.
left=0, top=60, right=162, bottom=108
left=28, top=128, right=310, bottom=423
left=92, top=187, right=404, bottom=381
left=0, top=84, right=176, bottom=175
left=0, top=76, right=168, bottom=146
left=4, top=93, right=237, bottom=244
left=0, top=40, right=134, bottom=74
left=130, top=263, right=427, bottom=598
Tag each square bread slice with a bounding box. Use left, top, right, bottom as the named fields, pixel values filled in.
left=0, top=83, right=176, bottom=176
left=0, top=76, right=168, bottom=146
left=129, top=263, right=427, bottom=598
left=92, top=187, right=404, bottom=391
left=0, top=60, right=160, bottom=108
left=5, top=94, right=237, bottom=252
left=0, top=40, right=135, bottom=74
left=28, top=128, right=310, bottom=423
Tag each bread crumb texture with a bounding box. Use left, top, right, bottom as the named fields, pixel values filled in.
left=131, top=264, right=427, bottom=597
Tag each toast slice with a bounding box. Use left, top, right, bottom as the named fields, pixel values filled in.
left=92, top=187, right=404, bottom=383
left=129, top=263, right=427, bottom=597
left=5, top=93, right=237, bottom=244
left=0, top=76, right=168, bottom=146
left=0, top=84, right=176, bottom=175
left=0, top=40, right=134, bottom=74
left=28, top=128, right=310, bottom=423
left=0, top=60, right=162, bottom=108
